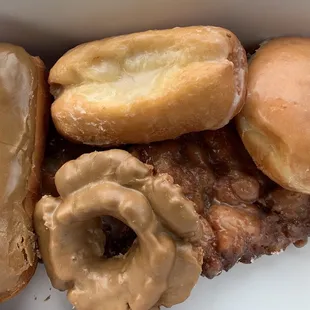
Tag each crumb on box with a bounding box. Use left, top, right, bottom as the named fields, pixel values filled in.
left=44, top=295, right=51, bottom=302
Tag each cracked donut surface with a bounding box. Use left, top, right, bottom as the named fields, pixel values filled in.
left=34, top=150, right=203, bottom=310
left=49, top=26, right=247, bottom=146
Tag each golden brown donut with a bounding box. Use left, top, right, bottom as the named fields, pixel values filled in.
left=35, top=150, right=203, bottom=310
left=49, top=26, right=247, bottom=146
left=236, top=37, right=310, bottom=194
left=0, top=44, right=49, bottom=301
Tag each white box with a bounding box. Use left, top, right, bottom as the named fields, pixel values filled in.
left=1, top=1, right=310, bottom=309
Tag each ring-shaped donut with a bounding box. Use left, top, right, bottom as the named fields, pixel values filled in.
left=35, top=150, right=203, bottom=310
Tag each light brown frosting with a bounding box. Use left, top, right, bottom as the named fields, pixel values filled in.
left=35, top=150, right=203, bottom=310
left=0, top=44, right=48, bottom=300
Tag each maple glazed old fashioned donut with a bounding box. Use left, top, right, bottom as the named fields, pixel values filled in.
left=35, top=150, right=203, bottom=310
left=49, top=26, right=247, bottom=146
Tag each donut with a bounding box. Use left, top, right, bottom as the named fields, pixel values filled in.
left=236, top=37, right=310, bottom=194
left=49, top=26, right=247, bottom=146
left=0, top=44, right=49, bottom=301
left=34, top=150, right=203, bottom=310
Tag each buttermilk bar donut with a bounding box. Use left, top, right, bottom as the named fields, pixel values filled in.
left=236, top=37, right=310, bottom=194
left=35, top=150, right=203, bottom=310
left=0, top=44, right=49, bottom=301
left=49, top=26, right=247, bottom=146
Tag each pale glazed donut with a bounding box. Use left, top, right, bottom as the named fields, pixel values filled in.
left=34, top=150, right=203, bottom=310
left=236, top=37, right=310, bottom=194
left=49, top=26, right=247, bottom=146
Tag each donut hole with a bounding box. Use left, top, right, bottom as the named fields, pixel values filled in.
left=101, top=216, right=137, bottom=258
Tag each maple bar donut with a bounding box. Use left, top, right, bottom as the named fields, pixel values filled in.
left=0, top=44, right=49, bottom=301
left=49, top=26, right=247, bottom=146
left=237, top=37, right=310, bottom=194
left=34, top=150, right=203, bottom=310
